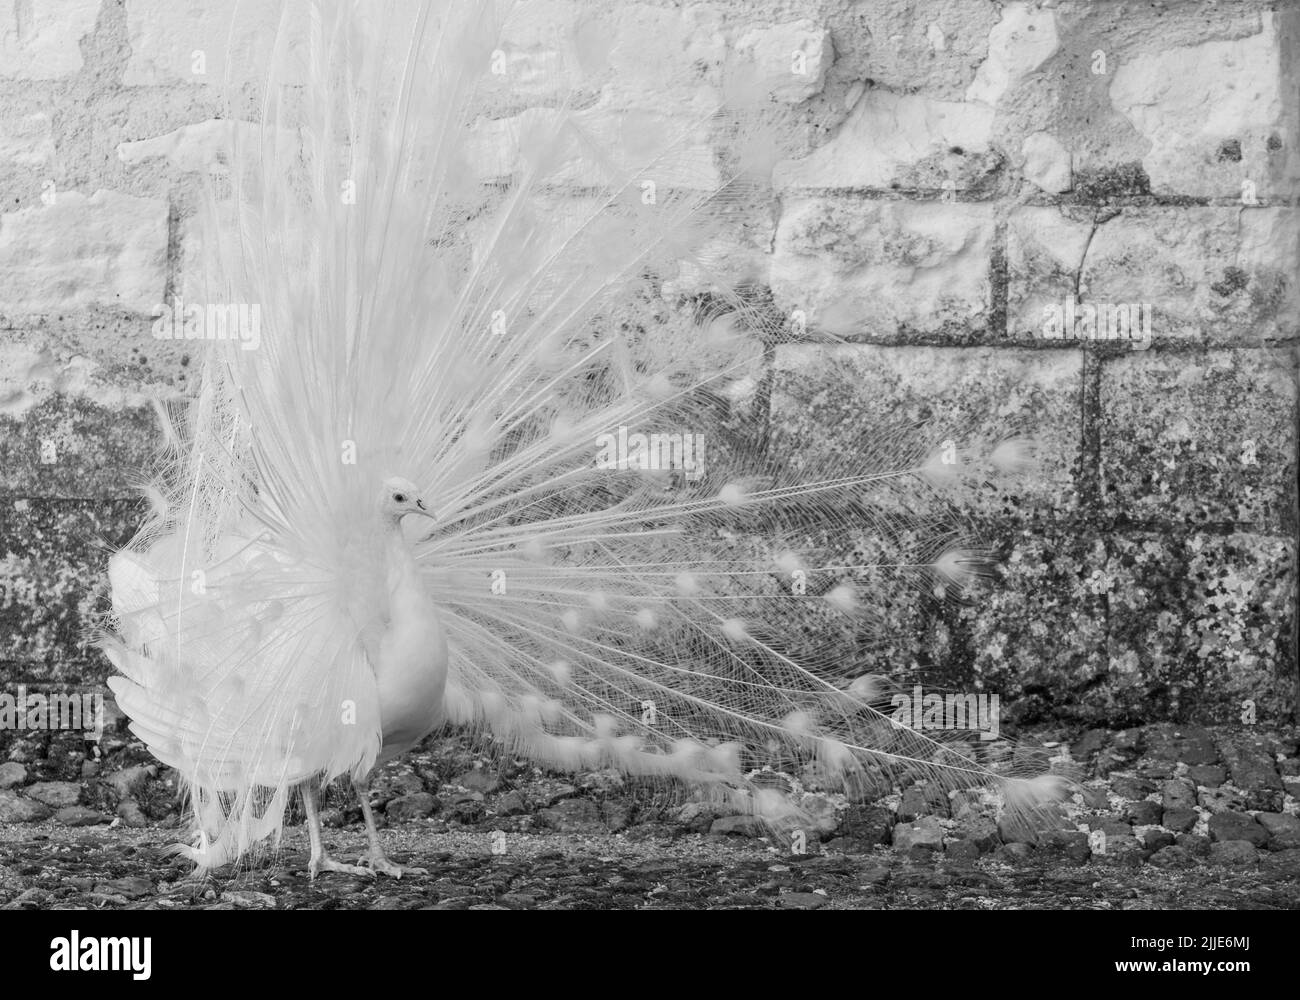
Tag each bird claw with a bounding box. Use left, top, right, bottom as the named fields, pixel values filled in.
left=361, top=855, right=427, bottom=879
left=308, top=855, right=374, bottom=881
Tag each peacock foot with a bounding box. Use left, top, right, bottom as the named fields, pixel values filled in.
left=360, top=854, right=427, bottom=879
left=308, top=854, right=373, bottom=880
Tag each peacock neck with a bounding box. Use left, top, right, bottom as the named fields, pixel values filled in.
left=382, top=520, right=422, bottom=602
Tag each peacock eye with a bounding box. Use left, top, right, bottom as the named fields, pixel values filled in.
left=394, top=493, right=406, bottom=503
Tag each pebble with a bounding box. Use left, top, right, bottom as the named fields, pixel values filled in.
left=0, top=762, right=28, bottom=789
left=776, top=891, right=828, bottom=909
left=1255, top=812, right=1300, bottom=851
left=1207, top=811, right=1270, bottom=848
left=24, top=781, right=82, bottom=808
left=1148, top=845, right=1195, bottom=869
left=891, top=816, right=944, bottom=853
left=0, top=790, right=51, bottom=823
left=55, top=806, right=107, bottom=827
left=386, top=793, right=439, bottom=823
left=1208, top=840, right=1258, bottom=866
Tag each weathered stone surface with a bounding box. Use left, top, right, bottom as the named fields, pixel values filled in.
left=1020, top=131, right=1072, bottom=193
left=772, top=344, right=1082, bottom=515
left=1109, top=14, right=1286, bottom=198
left=0, top=500, right=144, bottom=684
left=772, top=199, right=996, bottom=340
left=965, top=2, right=1058, bottom=107
left=0, top=0, right=100, bottom=79
left=1103, top=531, right=1296, bottom=723
left=732, top=20, right=832, bottom=104
left=124, top=0, right=309, bottom=87
left=0, top=191, right=169, bottom=315
left=0, top=397, right=158, bottom=497
left=775, top=90, right=994, bottom=191
left=1008, top=208, right=1300, bottom=344
left=0, top=112, right=55, bottom=167
left=1099, top=351, right=1297, bottom=530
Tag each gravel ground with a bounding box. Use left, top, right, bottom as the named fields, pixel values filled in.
left=2, top=823, right=1298, bottom=910
left=2, top=723, right=1298, bottom=910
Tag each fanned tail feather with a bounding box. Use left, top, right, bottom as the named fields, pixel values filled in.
left=101, top=0, right=1071, bottom=867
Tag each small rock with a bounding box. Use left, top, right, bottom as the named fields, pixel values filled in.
left=1139, top=829, right=1175, bottom=852
left=1070, top=729, right=1110, bottom=762
left=536, top=797, right=604, bottom=834
left=950, top=816, right=1000, bottom=854
left=1111, top=775, right=1156, bottom=800
left=1262, top=849, right=1300, bottom=875
left=55, top=806, right=107, bottom=826
left=776, top=891, right=827, bottom=909
left=838, top=805, right=894, bottom=846
left=1075, top=785, right=1110, bottom=810
left=445, top=793, right=485, bottom=825
left=1160, top=779, right=1196, bottom=812
left=80, top=760, right=101, bottom=780
left=1186, top=764, right=1226, bottom=788
left=892, top=815, right=944, bottom=853
left=221, top=890, right=276, bottom=909
left=1254, top=812, right=1300, bottom=851
left=468, top=903, right=510, bottom=910
left=1097, top=834, right=1144, bottom=864
left=1039, top=830, right=1090, bottom=862
left=1176, top=833, right=1212, bottom=857
left=1088, top=815, right=1134, bottom=838
left=1208, top=840, right=1258, bottom=866
left=103, top=764, right=155, bottom=800
left=0, top=790, right=51, bottom=823
left=453, top=768, right=500, bottom=794
left=1148, top=845, right=1195, bottom=869
left=674, top=801, right=725, bottom=834
left=93, top=877, right=154, bottom=900
left=0, top=762, right=28, bottom=789
left=1198, top=787, right=1245, bottom=814
left=993, top=842, right=1034, bottom=863
left=1161, top=808, right=1199, bottom=834
left=386, top=793, right=439, bottom=823
left=997, top=803, right=1070, bottom=845
left=494, top=790, right=529, bottom=816
left=115, top=800, right=149, bottom=828
left=24, top=781, right=82, bottom=808
left=897, top=783, right=950, bottom=821
left=1125, top=801, right=1162, bottom=826
left=496, top=893, right=536, bottom=909
left=1208, top=811, right=1269, bottom=848
left=944, top=838, right=980, bottom=862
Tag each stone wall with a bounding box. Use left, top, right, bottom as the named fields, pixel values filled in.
left=0, top=0, right=1296, bottom=726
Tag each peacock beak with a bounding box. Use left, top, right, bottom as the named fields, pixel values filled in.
left=415, top=498, right=436, bottom=519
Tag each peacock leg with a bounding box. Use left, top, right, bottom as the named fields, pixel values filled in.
left=302, top=778, right=371, bottom=880
left=353, top=775, right=428, bottom=879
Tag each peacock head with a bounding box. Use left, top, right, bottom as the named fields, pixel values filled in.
left=380, top=476, right=436, bottom=524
